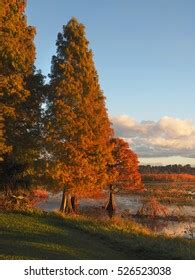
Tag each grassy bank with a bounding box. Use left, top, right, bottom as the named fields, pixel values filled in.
left=0, top=210, right=194, bottom=259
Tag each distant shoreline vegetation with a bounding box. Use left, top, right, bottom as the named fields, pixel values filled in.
left=139, top=164, right=195, bottom=175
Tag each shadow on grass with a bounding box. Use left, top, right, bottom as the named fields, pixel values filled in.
left=0, top=212, right=124, bottom=259
left=0, top=227, right=80, bottom=259
left=0, top=211, right=194, bottom=259
left=36, top=212, right=195, bottom=260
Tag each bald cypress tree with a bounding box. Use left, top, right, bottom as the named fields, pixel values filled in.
left=0, top=0, right=36, bottom=159
left=106, top=138, right=143, bottom=216
left=0, top=1, right=44, bottom=194
left=46, top=18, right=113, bottom=211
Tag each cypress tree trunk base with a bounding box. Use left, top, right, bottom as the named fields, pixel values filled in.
left=65, top=193, right=73, bottom=213
left=105, top=185, right=116, bottom=218
left=71, top=195, right=78, bottom=212
left=60, top=187, right=66, bottom=212
left=60, top=189, right=74, bottom=214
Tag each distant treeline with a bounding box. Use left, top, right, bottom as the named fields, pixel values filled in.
left=141, top=173, right=195, bottom=183
left=139, top=164, right=195, bottom=175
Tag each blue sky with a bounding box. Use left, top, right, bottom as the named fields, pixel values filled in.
left=26, top=0, right=195, bottom=165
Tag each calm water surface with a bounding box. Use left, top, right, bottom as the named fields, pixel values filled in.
left=38, top=192, right=195, bottom=239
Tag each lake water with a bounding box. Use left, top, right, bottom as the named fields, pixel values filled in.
left=38, top=191, right=195, bottom=239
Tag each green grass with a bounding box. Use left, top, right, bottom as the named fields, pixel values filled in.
left=0, top=210, right=194, bottom=259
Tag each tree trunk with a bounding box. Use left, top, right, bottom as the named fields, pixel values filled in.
left=60, top=186, right=66, bottom=212
left=65, top=193, right=73, bottom=213
left=105, top=185, right=116, bottom=217
left=71, top=195, right=78, bottom=212
left=60, top=187, right=78, bottom=214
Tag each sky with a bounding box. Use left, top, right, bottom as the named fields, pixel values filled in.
left=26, top=0, right=195, bottom=166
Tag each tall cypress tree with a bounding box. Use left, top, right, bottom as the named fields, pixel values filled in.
left=46, top=18, right=113, bottom=210
left=0, top=0, right=36, bottom=158
left=0, top=1, right=44, bottom=194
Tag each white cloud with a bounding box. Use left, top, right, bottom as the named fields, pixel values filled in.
left=111, top=115, right=195, bottom=158
left=148, top=136, right=195, bottom=150
left=158, top=116, right=195, bottom=137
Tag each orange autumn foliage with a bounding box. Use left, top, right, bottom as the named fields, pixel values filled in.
left=109, top=138, right=143, bottom=191
left=45, top=18, right=113, bottom=198
left=0, top=0, right=36, bottom=160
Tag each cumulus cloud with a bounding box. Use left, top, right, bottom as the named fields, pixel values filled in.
left=158, top=116, right=194, bottom=137
left=111, top=115, right=195, bottom=158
